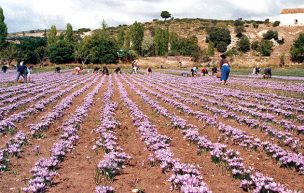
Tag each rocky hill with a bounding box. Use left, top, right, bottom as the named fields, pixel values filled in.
left=8, top=18, right=304, bottom=67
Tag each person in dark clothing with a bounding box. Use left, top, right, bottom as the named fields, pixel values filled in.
left=2, top=65, right=8, bottom=73
left=201, top=67, right=208, bottom=76
left=263, top=67, right=272, bottom=78
left=16, top=62, right=27, bottom=83
left=255, top=67, right=260, bottom=75
left=190, top=68, right=195, bottom=77
left=211, top=66, right=218, bottom=75
left=115, top=67, right=121, bottom=74
left=147, top=67, right=152, bottom=74
left=55, top=67, right=61, bottom=73
left=94, top=67, right=100, bottom=73
left=102, top=66, right=109, bottom=75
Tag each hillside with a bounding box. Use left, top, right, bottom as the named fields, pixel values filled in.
left=8, top=18, right=304, bottom=68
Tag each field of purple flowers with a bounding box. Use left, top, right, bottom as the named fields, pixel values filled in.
left=0, top=71, right=303, bottom=193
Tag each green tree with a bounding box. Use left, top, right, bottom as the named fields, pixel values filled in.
left=47, top=25, right=57, bottom=45
left=263, top=30, right=278, bottom=40
left=48, top=38, right=74, bottom=64
left=169, top=32, right=179, bottom=52
left=237, top=35, right=250, bottom=53
left=0, top=43, right=17, bottom=65
left=154, top=28, right=169, bottom=56
left=142, top=36, right=154, bottom=56
left=124, top=29, right=131, bottom=50
left=216, top=41, right=228, bottom=53
left=0, top=7, right=8, bottom=48
left=206, top=27, right=231, bottom=48
left=16, top=37, right=47, bottom=64
left=88, top=29, right=118, bottom=64
left=290, top=33, right=304, bottom=63
left=160, top=11, right=171, bottom=21
left=251, top=41, right=260, bottom=50
left=207, top=42, right=215, bottom=56
left=130, top=22, right=144, bottom=55
left=117, top=28, right=125, bottom=48
left=257, top=40, right=273, bottom=56
left=65, top=23, right=73, bottom=43
left=273, top=21, right=280, bottom=27
left=75, top=36, right=91, bottom=65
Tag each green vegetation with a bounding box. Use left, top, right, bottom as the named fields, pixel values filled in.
left=0, top=7, right=7, bottom=49
left=160, top=11, right=171, bottom=21
left=206, top=27, right=231, bottom=53
left=154, top=28, right=169, bottom=56
left=263, top=30, right=278, bottom=40
left=237, top=36, right=250, bottom=53
left=257, top=40, right=273, bottom=56
left=130, top=22, right=144, bottom=55
left=290, top=33, right=304, bottom=63
left=272, top=21, right=280, bottom=27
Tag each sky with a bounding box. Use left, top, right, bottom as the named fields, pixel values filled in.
left=1, top=0, right=304, bottom=32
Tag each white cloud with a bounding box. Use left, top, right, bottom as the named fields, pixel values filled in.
left=1, top=0, right=304, bottom=32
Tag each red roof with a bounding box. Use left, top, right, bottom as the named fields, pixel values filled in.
left=281, top=8, right=304, bottom=14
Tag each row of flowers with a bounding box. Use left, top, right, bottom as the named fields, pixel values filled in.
left=135, top=74, right=302, bottom=149
left=139, top=74, right=303, bottom=149
left=0, top=131, right=28, bottom=171
left=29, top=75, right=99, bottom=138
left=23, top=75, right=105, bottom=193
left=95, top=75, right=130, bottom=193
left=116, top=74, right=211, bottom=193
left=0, top=75, right=94, bottom=134
left=130, top=74, right=304, bottom=174
left=123, top=75, right=294, bottom=193
left=0, top=73, right=81, bottom=105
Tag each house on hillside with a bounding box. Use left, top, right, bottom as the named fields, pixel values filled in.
left=280, top=8, right=304, bottom=26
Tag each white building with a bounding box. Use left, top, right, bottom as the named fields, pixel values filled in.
left=280, top=8, right=304, bottom=26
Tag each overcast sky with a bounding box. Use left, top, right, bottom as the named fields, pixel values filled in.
left=1, top=0, right=304, bottom=32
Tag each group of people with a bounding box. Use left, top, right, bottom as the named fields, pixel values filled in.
left=252, top=66, right=272, bottom=78
left=16, top=61, right=32, bottom=83
left=190, top=54, right=231, bottom=84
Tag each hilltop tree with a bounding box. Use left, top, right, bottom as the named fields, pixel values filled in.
left=65, top=23, right=73, bottom=43
left=47, top=25, right=57, bottom=45
left=130, top=22, right=144, bottom=55
left=0, top=7, right=8, bottom=48
left=161, top=11, right=171, bottom=21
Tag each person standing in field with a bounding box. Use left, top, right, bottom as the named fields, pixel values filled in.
left=16, top=61, right=27, bottom=83
left=102, top=66, right=109, bottom=75
left=219, top=54, right=230, bottom=84
left=26, top=65, right=32, bottom=82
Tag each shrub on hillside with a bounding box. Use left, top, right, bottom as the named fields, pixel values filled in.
left=290, top=33, right=304, bottom=63
left=263, top=30, right=278, bottom=40
left=257, top=40, right=273, bottom=56
left=237, top=36, right=250, bottom=53
left=206, top=27, right=231, bottom=47
left=225, top=47, right=239, bottom=57
left=216, top=41, right=228, bottom=53
left=251, top=41, right=260, bottom=51
left=273, top=21, right=280, bottom=27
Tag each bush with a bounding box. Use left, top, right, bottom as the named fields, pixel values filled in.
left=252, top=23, right=259, bottom=28
left=225, top=47, right=239, bottom=57
left=251, top=41, right=260, bottom=50
left=263, top=30, right=278, bottom=40
left=273, top=21, right=280, bottom=27
left=216, top=41, right=228, bottom=53
left=234, top=19, right=244, bottom=26
left=235, top=26, right=245, bottom=38
left=290, top=33, right=304, bottom=63
left=277, top=38, right=285, bottom=45
left=206, top=27, right=231, bottom=47
left=207, top=42, right=215, bottom=56
left=237, top=36, right=250, bottom=53
left=257, top=40, right=273, bottom=56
